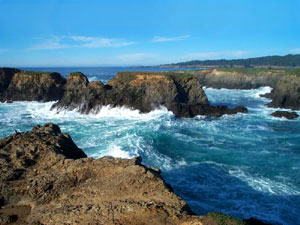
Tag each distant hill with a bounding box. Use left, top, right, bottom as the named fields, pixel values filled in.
left=163, top=54, right=300, bottom=68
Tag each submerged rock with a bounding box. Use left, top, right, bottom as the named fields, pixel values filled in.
left=271, top=111, right=299, bottom=119
left=52, top=72, right=247, bottom=118
left=0, top=124, right=265, bottom=225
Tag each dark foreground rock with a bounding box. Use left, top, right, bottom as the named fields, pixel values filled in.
left=0, top=68, right=65, bottom=102
left=52, top=72, right=247, bottom=118
left=0, top=124, right=267, bottom=225
left=271, top=111, right=299, bottom=119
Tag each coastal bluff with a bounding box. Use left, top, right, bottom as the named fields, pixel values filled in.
left=0, top=68, right=65, bottom=102
left=0, top=124, right=268, bottom=225
left=195, top=68, right=300, bottom=111
left=52, top=71, right=247, bottom=117
left=0, top=67, right=248, bottom=118
left=2, top=66, right=300, bottom=115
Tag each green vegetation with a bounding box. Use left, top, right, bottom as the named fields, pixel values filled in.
left=216, top=67, right=271, bottom=74
left=166, top=54, right=300, bottom=68
left=70, top=72, right=84, bottom=76
left=114, top=71, right=196, bottom=83
left=207, top=212, right=245, bottom=225
left=286, top=68, right=300, bottom=76
left=19, top=70, right=56, bottom=76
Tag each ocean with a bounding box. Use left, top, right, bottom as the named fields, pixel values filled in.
left=1, top=67, right=299, bottom=225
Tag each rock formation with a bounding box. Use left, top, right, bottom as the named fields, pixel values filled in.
left=267, top=75, right=300, bottom=110
left=52, top=72, right=247, bottom=118
left=0, top=124, right=267, bottom=225
left=271, top=111, right=299, bottom=119
left=195, top=69, right=284, bottom=89
left=0, top=68, right=65, bottom=102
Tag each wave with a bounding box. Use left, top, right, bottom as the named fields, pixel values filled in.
left=90, top=144, right=138, bottom=159
left=87, top=76, right=98, bottom=82
left=22, top=101, right=174, bottom=121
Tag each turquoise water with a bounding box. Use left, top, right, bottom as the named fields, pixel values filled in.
left=1, top=67, right=300, bottom=225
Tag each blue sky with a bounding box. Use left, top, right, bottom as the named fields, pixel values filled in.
left=0, top=0, right=299, bottom=67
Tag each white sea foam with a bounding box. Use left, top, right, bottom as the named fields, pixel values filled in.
left=228, top=167, right=300, bottom=195
left=91, top=144, right=138, bottom=159
left=251, top=86, right=273, bottom=98
left=24, top=101, right=173, bottom=121
left=88, top=76, right=98, bottom=82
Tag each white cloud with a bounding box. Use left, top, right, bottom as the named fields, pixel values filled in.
left=28, top=37, right=68, bottom=50
left=29, top=35, right=135, bottom=50
left=180, top=50, right=250, bottom=61
left=152, top=35, right=191, bottom=43
left=69, top=36, right=135, bottom=48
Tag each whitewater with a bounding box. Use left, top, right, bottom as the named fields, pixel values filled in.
left=0, top=67, right=300, bottom=225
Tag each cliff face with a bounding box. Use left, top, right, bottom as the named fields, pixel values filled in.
left=0, top=68, right=21, bottom=93
left=0, top=69, right=66, bottom=102
left=53, top=72, right=209, bottom=113
left=0, top=124, right=264, bottom=225
left=53, top=72, right=247, bottom=118
left=267, top=75, right=300, bottom=110
left=196, top=69, right=284, bottom=89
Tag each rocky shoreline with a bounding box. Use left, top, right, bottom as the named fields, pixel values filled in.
left=1, top=67, right=300, bottom=118
left=0, top=68, right=247, bottom=118
left=0, top=124, right=268, bottom=225
left=195, top=68, right=300, bottom=115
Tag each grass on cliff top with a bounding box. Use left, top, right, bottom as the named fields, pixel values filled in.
left=216, top=67, right=300, bottom=77
left=216, top=67, right=279, bottom=74
left=286, top=68, right=300, bottom=76
left=114, top=71, right=196, bottom=83
left=206, top=212, right=246, bottom=225
left=19, top=70, right=58, bottom=76
left=70, top=72, right=84, bottom=75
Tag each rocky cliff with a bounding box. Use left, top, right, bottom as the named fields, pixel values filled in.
left=0, top=124, right=267, bottom=225
left=0, top=68, right=65, bottom=102
left=195, top=69, right=284, bottom=89
left=52, top=71, right=247, bottom=118
left=267, top=74, right=300, bottom=110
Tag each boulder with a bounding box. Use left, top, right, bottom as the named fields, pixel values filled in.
left=271, top=111, right=299, bottom=119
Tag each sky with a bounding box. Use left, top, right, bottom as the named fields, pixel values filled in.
left=0, top=0, right=299, bottom=67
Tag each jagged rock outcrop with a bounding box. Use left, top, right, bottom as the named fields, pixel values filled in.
left=267, top=75, right=300, bottom=110
left=0, top=68, right=21, bottom=93
left=0, top=124, right=265, bottom=225
left=271, top=111, right=299, bottom=119
left=52, top=72, right=247, bottom=118
left=196, top=69, right=284, bottom=89
left=0, top=68, right=66, bottom=102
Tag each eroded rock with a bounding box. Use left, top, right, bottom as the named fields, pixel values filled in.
left=0, top=69, right=66, bottom=102
left=52, top=72, right=247, bottom=118
left=0, top=124, right=263, bottom=225
left=271, top=111, right=299, bottom=119
left=267, top=75, right=300, bottom=110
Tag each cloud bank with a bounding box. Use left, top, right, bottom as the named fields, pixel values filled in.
left=29, top=36, right=135, bottom=50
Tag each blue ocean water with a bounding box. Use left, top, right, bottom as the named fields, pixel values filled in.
left=1, top=67, right=300, bottom=225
